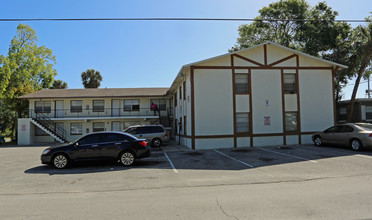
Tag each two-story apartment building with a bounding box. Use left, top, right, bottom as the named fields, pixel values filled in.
left=18, top=88, right=171, bottom=145
left=169, top=42, right=347, bottom=149
left=18, top=42, right=347, bottom=149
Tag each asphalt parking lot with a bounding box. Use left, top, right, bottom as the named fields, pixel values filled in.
left=1, top=143, right=372, bottom=219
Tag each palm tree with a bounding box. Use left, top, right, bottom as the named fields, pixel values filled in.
left=347, top=17, right=372, bottom=122
left=81, top=69, right=103, bottom=88
left=50, top=79, right=68, bottom=89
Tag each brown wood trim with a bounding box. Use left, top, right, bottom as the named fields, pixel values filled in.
left=332, top=66, right=339, bottom=125
left=268, top=54, right=297, bottom=67
left=195, top=135, right=234, bottom=139
left=248, top=69, right=253, bottom=147
left=232, top=54, right=264, bottom=67
left=193, top=66, right=333, bottom=70
left=296, top=56, right=302, bottom=144
left=264, top=44, right=267, bottom=66
left=190, top=66, right=195, bottom=150
left=252, top=133, right=284, bottom=137
left=281, top=69, right=286, bottom=145
left=301, top=131, right=319, bottom=135
left=231, top=55, right=237, bottom=148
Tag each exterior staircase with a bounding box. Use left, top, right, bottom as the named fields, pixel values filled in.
left=31, top=111, right=68, bottom=143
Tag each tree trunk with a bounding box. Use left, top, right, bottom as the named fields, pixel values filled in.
left=346, top=58, right=371, bottom=122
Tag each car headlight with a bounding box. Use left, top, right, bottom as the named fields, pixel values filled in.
left=42, top=149, right=51, bottom=155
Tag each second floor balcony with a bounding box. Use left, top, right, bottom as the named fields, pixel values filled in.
left=28, top=107, right=173, bottom=119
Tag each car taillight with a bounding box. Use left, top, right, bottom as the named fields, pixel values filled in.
left=164, top=133, right=168, bottom=139
left=368, top=133, right=372, bottom=137
left=138, top=141, right=147, bottom=147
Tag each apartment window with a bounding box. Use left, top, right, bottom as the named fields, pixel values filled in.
left=236, top=113, right=249, bottom=132
left=285, top=112, right=298, bottom=132
left=179, top=86, right=182, bottom=100
left=150, top=99, right=166, bottom=111
left=283, top=73, right=296, bottom=94
left=35, top=101, right=51, bottom=113
left=35, top=126, right=48, bottom=136
left=366, top=106, right=372, bottom=120
left=124, top=99, right=139, bottom=111
left=235, top=74, right=249, bottom=93
left=338, top=107, right=347, bottom=122
left=70, top=123, right=82, bottom=135
left=183, top=81, right=186, bottom=100
left=93, top=122, right=105, bottom=132
left=174, top=92, right=177, bottom=106
left=93, top=100, right=104, bottom=112
left=71, top=100, right=82, bottom=112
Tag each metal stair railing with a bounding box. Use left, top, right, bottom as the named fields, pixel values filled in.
left=33, top=110, right=67, bottom=143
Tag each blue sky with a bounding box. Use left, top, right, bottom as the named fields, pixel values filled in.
left=0, top=0, right=370, bottom=100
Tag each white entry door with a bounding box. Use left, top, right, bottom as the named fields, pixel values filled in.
left=55, top=101, right=64, bottom=118
left=112, top=121, right=122, bottom=132
left=112, top=100, right=120, bottom=117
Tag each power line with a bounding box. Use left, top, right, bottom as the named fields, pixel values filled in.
left=0, top=17, right=368, bottom=23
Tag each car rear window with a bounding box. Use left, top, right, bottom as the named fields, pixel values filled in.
left=355, top=123, right=372, bottom=130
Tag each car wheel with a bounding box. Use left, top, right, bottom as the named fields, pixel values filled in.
left=350, top=139, right=363, bottom=151
left=120, top=151, right=136, bottom=166
left=152, top=138, right=162, bottom=147
left=52, top=154, right=69, bottom=169
left=313, top=136, right=322, bottom=146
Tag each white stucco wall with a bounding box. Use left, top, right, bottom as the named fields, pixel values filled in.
left=253, top=136, right=283, bottom=146
left=195, top=138, right=234, bottom=149
left=234, top=46, right=264, bottom=66
left=18, top=118, right=32, bottom=145
left=299, top=69, right=334, bottom=132
left=237, top=137, right=250, bottom=147
left=286, top=135, right=299, bottom=145
left=251, top=69, right=283, bottom=134
left=194, top=69, right=234, bottom=135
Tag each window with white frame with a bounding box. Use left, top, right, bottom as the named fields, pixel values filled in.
left=366, top=106, right=372, bottom=120
left=283, top=73, right=296, bottom=94
left=235, top=74, right=249, bottom=93
left=150, top=99, right=166, bottom=111
left=338, top=107, right=347, bottom=122
left=93, top=122, right=105, bottom=132
left=124, top=99, right=139, bottom=111
left=93, top=100, right=104, bottom=112
left=70, top=122, right=82, bottom=135
left=70, top=100, right=82, bottom=112
left=285, top=112, right=298, bottom=131
left=35, top=101, right=51, bottom=113
left=236, top=113, right=249, bottom=132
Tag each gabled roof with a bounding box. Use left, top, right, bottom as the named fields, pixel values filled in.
left=19, top=87, right=169, bottom=99
left=170, top=42, right=348, bottom=90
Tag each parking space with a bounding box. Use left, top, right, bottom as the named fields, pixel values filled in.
left=2, top=144, right=372, bottom=219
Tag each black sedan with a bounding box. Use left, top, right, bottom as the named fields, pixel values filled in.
left=41, top=132, right=151, bottom=169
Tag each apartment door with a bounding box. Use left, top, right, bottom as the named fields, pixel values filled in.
left=112, top=121, right=122, bottom=132
left=112, top=99, right=120, bottom=117
left=55, top=101, right=64, bottom=118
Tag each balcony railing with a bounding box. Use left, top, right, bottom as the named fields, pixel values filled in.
left=27, top=107, right=173, bottom=119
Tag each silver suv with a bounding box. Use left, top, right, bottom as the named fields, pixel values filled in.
left=124, top=125, right=169, bottom=147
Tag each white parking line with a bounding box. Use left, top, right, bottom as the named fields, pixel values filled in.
left=356, top=154, right=372, bottom=159
left=163, top=152, right=178, bottom=173
left=255, top=147, right=318, bottom=163
left=214, top=150, right=254, bottom=168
